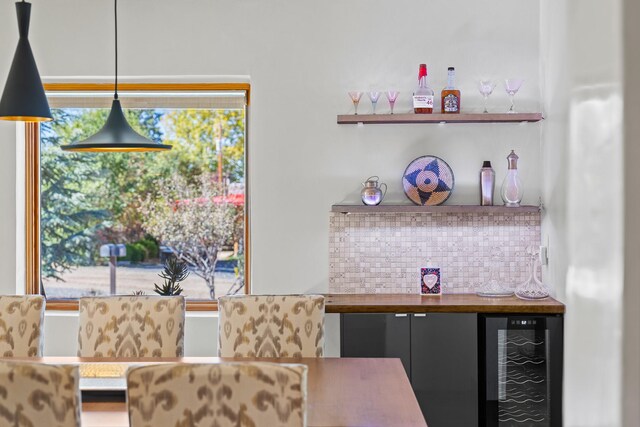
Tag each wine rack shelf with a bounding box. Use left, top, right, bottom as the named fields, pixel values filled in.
left=336, top=113, right=543, bottom=124
left=331, top=204, right=541, bottom=214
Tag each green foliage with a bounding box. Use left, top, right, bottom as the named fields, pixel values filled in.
left=122, top=243, right=145, bottom=263
left=41, top=110, right=110, bottom=280
left=154, top=258, right=189, bottom=296
left=137, top=238, right=159, bottom=259
left=40, top=106, right=245, bottom=284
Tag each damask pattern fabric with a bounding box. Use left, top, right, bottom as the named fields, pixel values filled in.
left=218, top=295, right=324, bottom=358
left=127, top=362, right=307, bottom=427
left=0, top=361, right=81, bottom=427
left=0, top=295, right=45, bottom=357
left=78, top=296, right=185, bottom=357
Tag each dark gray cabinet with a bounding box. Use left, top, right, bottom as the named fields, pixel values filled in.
left=340, top=313, right=411, bottom=376
left=411, top=313, right=478, bottom=427
left=341, top=313, right=478, bottom=427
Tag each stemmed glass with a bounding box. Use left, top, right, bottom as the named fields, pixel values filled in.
left=348, top=91, right=363, bottom=115
left=478, top=80, right=496, bottom=113
left=369, top=91, right=381, bottom=114
left=386, top=91, right=399, bottom=114
left=504, top=79, right=524, bottom=114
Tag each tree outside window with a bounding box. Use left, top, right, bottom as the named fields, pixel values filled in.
left=40, top=105, right=246, bottom=300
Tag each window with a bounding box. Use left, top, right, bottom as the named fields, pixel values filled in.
left=25, top=83, right=250, bottom=309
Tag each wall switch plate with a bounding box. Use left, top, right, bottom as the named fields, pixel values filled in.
left=540, top=245, right=549, bottom=265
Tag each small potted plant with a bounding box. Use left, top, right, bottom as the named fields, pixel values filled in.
left=154, top=258, right=190, bottom=296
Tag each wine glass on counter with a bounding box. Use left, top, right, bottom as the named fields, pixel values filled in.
left=478, top=80, right=496, bottom=113
left=504, top=79, right=524, bottom=114
left=369, top=91, right=381, bottom=114
left=386, top=91, right=399, bottom=114
left=348, top=91, right=363, bottom=115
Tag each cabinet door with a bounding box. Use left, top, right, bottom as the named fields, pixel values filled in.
left=341, top=313, right=411, bottom=376
left=411, top=313, right=478, bottom=427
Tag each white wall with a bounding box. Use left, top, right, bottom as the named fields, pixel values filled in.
left=0, top=0, right=542, bottom=294
left=4, top=0, right=639, bottom=423
left=0, top=0, right=542, bottom=356
left=541, top=0, right=626, bottom=425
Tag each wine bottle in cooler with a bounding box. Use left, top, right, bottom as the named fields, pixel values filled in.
left=413, top=64, right=434, bottom=114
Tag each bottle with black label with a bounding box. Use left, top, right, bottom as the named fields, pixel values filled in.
left=441, top=67, right=461, bottom=113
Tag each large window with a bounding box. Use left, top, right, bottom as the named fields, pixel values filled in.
left=25, top=83, right=249, bottom=307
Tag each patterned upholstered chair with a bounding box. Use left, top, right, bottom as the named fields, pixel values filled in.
left=127, top=362, right=307, bottom=427
left=0, top=361, right=81, bottom=426
left=218, top=295, right=325, bottom=358
left=0, top=295, right=45, bottom=357
left=78, top=296, right=185, bottom=357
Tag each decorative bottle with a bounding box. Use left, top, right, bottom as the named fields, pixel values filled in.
left=480, top=161, right=495, bottom=206
left=500, top=150, right=523, bottom=207
left=441, top=67, right=461, bottom=113
left=413, top=64, right=434, bottom=114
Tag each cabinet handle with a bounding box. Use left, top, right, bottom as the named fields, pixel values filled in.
left=394, top=313, right=408, bottom=317
left=414, top=313, right=427, bottom=317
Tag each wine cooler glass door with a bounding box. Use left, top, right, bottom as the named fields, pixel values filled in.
left=482, top=316, right=563, bottom=427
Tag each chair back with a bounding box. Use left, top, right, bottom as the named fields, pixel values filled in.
left=0, top=361, right=81, bottom=427
left=0, top=295, right=45, bottom=357
left=218, top=295, right=324, bottom=358
left=78, top=296, right=185, bottom=357
left=127, top=362, right=307, bottom=427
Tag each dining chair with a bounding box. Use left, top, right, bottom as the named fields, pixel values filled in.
left=0, top=295, right=45, bottom=357
left=0, top=361, right=81, bottom=426
left=218, top=295, right=325, bottom=358
left=127, top=362, right=307, bottom=427
left=78, top=295, right=185, bottom=357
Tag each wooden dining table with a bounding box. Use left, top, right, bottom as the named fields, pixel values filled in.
left=17, top=357, right=427, bottom=427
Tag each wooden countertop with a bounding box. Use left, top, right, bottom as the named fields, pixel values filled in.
left=324, top=293, right=565, bottom=314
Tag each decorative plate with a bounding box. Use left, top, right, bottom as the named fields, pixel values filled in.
left=402, top=155, right=454, bottom=205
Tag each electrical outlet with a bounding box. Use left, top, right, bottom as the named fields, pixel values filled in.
left=540, top=245, right=549, bottom=265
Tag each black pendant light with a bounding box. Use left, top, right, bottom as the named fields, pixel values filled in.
left=0, top=1, right=52, bottom=122
left=61, top=0, right=171, bottom=152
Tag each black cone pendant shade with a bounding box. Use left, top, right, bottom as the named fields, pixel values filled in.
left=61, top=0, right=170, bottom=152
left=0, top=1, right=52, bottom=122
left=61, top=99, right=170, bottom=152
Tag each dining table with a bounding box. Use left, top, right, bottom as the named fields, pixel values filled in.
left=14, top=356, right=428, bottom=427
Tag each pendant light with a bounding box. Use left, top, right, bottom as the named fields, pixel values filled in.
left=61, top=0, right=171, bottom=152
left=0, top=1, right=52, bottom=122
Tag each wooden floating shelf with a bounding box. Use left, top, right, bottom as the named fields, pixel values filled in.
left=337, top=113, right=543, bottom=124
left=331, top=204, right=541, bottom=214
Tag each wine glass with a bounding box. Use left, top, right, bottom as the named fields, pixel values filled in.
left=369, top=91, right=381, bottom=114
left=478, top=80, right=496, bottom=113
left=504, top=79, right=524, bottom=114
left=386, top=91, right=399, bottom=114
left=348, top=91, right=363, bottom=115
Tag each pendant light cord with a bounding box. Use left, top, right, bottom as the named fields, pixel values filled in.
left=114, top=0, right=118, bottom=100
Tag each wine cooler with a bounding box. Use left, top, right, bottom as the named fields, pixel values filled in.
left=480, top=315, right=563, bottom=427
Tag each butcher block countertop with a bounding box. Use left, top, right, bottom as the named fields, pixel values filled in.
left=324, top=294, right=565, bottom=314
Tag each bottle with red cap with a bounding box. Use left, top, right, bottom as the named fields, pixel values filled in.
left=413, top=64, right=434, bottom=114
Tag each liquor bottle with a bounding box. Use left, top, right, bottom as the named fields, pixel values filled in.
left=413, top=64, right=434, bottom=114
left=441, top=67, right=461, bottom=113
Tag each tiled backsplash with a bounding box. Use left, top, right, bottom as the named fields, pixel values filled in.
left=329, top=211, right=541, bottom=294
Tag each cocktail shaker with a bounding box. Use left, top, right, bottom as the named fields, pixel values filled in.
left=480, top=161, right=495, bottom=206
